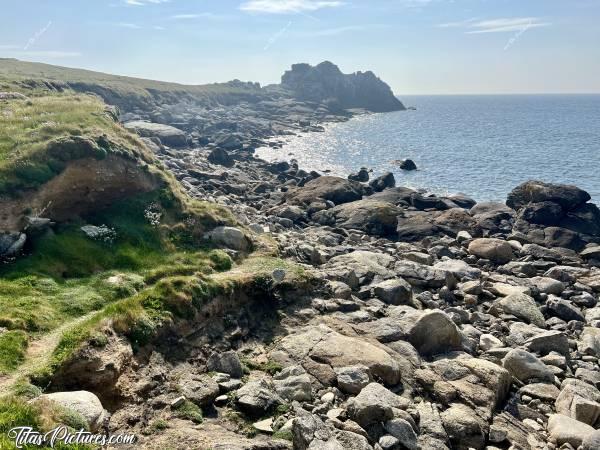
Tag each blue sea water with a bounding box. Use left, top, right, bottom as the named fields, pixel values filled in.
left=256, top=94, right=600, bottom=202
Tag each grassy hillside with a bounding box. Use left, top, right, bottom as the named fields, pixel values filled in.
left=0, top=80, right=237, bottom=381
left=0, top=58, right=265, bottom=110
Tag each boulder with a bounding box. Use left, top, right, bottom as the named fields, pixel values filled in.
left=441, top=404, right=486, bottom=450
left=502, top=349, right=554, bottom=383
left=179, top=374, right=220, bottom=407
left=207, top=147, right=234, bottom=167
left=416, top=356, right=511, bottom=419
left=316, top=199, right=400, bottom=236
left=348, top=168, right=369, bottom=182
left=273, top=366, right=312, bottom=402
left=207, top=351, right=243, bottom=379
left=124, top=121, right=187, bottom=147
left=272, top=325, right=402, bottom=385
left=507, top=180, right=591, bottom=211
left=369, top=172, right=396, bottom=192
left=204, top=226, right=251, bottom=251
left=335, top=366, right=371, bottom=394
left=407, top=310, right=463, bottom=356
left=348, top=382, right=407, bottom=427
left=555, top=379, right=600, bottom=426
left=372, top=278, right=412, bottom=305
left=326, top=251, right=395, bottom=284
left=582, top=430, right=600, bottom=450
left=433, top=259, right=481, bottom=280
left=467, top=238, right=514, bottom=264
left=39, top=391, right=107, bottom=432
left=398, top=159, right=417, bottom=171
left=492, top=293, right=546, bottom=327
left=215, top=134, right=243, bottom=151
left=384, top=418, right=418, bottom=449
left=286, top=176, right=363, bottom=206
left=409, top=193, right=450, bottom=211
left=547, top=414, right=595, bottom=448
left=518, top=201, right=564, bottom=225
left=235, top=378, right=283, bottom=417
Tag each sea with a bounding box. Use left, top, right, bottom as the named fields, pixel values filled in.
left=256, top=94, right=600, bottom=203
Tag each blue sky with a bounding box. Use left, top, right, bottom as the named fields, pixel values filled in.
left=1, top=0, right=599, bottom=94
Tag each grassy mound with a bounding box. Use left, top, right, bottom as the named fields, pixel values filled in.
left=0, top=93, right=153, bottom=195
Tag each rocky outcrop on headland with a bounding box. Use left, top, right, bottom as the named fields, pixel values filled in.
left=281, top=61, right=405, bottom=113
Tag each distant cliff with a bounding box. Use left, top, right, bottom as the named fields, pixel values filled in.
left=281, top=61, right=405, bottom=113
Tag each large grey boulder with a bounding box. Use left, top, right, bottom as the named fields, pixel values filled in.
left=314, top=199, right=400, bottom=236
left=273, top=366, right=312, bottom=402
left=204, top=226, right=251, bottom=251
left=492, top=293, right=546, bottom=327
left=334, top=365, right=371, bottom=395
left=384, top=418, right=418, bottom=450
left=502, top=349, right=554, bottom=383
left=207, top=351, right=243, bottom=379
left=207, top=147, right=234, bottom=167
left=507, top=180, right=590, bottom=211
left=407, top=310, right=463, bottom=356
left=468, top=238, right=514, bottom=264
left=348, top=382, right=408, bottom=427
left=179, top=374, right=220, bottom=407
left=326, top=251, right=395, bottom=284
left=235, top=378, right=283, bottom=417
left=547, top=414, right=595, bottom=448
left=433, top=259, right=481, bottom=280
left=416, top=356, right=511, bottom=420
left=286, top=176, right=362, bottom=206
left=271, top=325, right=402, bottom=386
left=582, top=430, right=600, bottom=450
left=372, top=278, right=412, bottom=305
left=555, top=379, right=600, bottom=426
left=124, top=121, right=187, bottom=147
left=39, top=391, right=107, bottom=432
left=440, top=404, right=486, bottom=450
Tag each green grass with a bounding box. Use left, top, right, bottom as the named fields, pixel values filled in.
left=0, top=93, right=153, bottom=195
left=0, top=396, right=93, bottom=449
left=0, top=58, right=263, bottom=112
left=272, top=429, right=293, bottom=441
left=0, top=332, right=28, bottom=375
left=173, top=400, right=203, bottom=424
left=242, top=359, right=283, bottom=376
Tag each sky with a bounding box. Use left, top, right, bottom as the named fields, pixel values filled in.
left=1, top=0, right=599, bottom=95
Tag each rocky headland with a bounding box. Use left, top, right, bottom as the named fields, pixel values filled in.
left=0, top=60, right=600, bottom=450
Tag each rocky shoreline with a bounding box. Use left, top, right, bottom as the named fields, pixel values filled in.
left=3, top=61, right=600, bottom=450
left=56, top=86, right=600, bottom=450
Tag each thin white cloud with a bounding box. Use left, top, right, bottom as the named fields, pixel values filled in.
left=240, top=0, right=343, bottom=14
left=467, top=18, right=551, bottom=34
left=295, top=24, right=388, bottom=37
left=437, top=18, right=479, bottom=28
left=170, top=13, right=230, bottom=20
left=439, top=17, right=551, bottom=34
left=125, top=0, right=169, bottom=6
left=114, top=22, right=142, bottom=29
